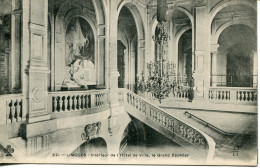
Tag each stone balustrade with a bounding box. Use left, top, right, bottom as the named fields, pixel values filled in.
left=0, top=94, right=24, bottom=125
left=209, top=87, right=257, bottom=104
left=118, top=88, right=215, bottom=161
left=173, top=86, right=190, bottom=99
left=49, top=90, right=109, bottom=113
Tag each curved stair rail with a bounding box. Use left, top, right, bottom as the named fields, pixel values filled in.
left=184, top=111, right=237, bottom=136
left=119, top=88, right=215, bottom=162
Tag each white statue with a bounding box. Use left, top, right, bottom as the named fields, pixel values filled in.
left=66, top=18, right=89, bottom=65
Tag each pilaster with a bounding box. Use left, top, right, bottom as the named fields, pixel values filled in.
left=193, top=5, right=211, bottom=99
left=108, top=0, right=119, bottom=108
left=23, top=0, right=50, bottom=123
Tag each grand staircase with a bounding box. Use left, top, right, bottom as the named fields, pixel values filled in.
left=118, top=88, right=216, bottom=162
left=118, top=88, right=257, bottom=162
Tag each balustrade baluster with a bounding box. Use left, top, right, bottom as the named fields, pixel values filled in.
left=143, top=102, right=146, bottom=113
left=71, top=96, right=74, bottom=110
left=241, top=91, right=245, bottom=101
left=10, top=100, right=15, bottom=123
left=78, top=95, right=82, bottom=109
left=60, top=96, right=64, bottom=111
left=95, top=94, right=98, bottom=107
left=52, top=96, right=57, bottom=112
left=165, top=117, right=169, bottom=128
left=156, top=112, right=159, bottom=123
left=227, top=91, right=230, bottom=100
left=76, top=95, right=79, bottom=109
left=68, top=96, right=72, bottom=111
left=58, top=96, right=62, bottom=112
left=100, top=94, right=104, bottom=106
left=18, top=100, right=22, bottom=121
left=248, top=92, right=252, bottom=101
left=160, top=114, right=163, bottom=125
left=99, top=94, right=102, bottom=106
left=64, top=96, right=68, bottom=111
left=219, top=91, right=222, bottom=100
left=82, top=95, right=85, bottom=109
left=14, top=100, right=18, bottom=122
left=85, top=95, right=88, bottom=109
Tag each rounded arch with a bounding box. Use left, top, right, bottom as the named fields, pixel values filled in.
left=174, top=25, right=192, bottom=76
left=175, top=6, right=194, bottom=72
left=212, top=21, right=257, bottom=45
left=64, top=14, right=97, bottom=40
left=119, top=117, right=147, bottom=152
left=209, top=0, right=257, bottom=24
left=176, top=6, right=194, bottom=27
left=64, top=14, right=98, bottom=68
left=176, top=25, right=192, bottom=43
left=117, top=3, right=145, bottom=41
left=54, top=0, right=106, bottom=89
left=117, top=2, right=146, bottom=77
left=71, top=137, right=108, bottom=154
left=91, top=0, right=106, bottom=25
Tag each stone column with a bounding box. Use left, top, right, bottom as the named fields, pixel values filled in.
left=23, top=0, right=50, bottom=123
left=10, top=0, right=22, bottom=92
left=193, top=5, right=211, bottom=100
left=211, top=53, right=217, bottom=87
left=108, top=0, right=119, bottom=107
left=211, top=44, right=219, bottom=87
left=253, top=51, right=257, bottom=87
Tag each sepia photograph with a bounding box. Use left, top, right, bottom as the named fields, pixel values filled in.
left=0, top=0, right=258, bottom=166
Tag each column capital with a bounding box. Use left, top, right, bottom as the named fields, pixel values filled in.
left=211, top=44, right=219, bottom=54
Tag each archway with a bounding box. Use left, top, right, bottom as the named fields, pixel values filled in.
left=171, top=8, right=194, bottom=77
left=119, top=117, right=147, bottom=154
left=54, top=0, right=106, bottom=90
left=215, top=25, right=257, bottom=87
left=210, top=3, right=257, bottom=87
left=71, top=137, right=107, bottom=155
left=178, top=29, right=192, bottom=86
left=117, top=5, right=142, bottom=93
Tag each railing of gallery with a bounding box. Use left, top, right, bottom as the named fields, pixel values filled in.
left=118, top=88, right=215, bottom=160
left=0, top=94, right=24, bottom=125
left=208, top=87, right=257, bottom=103
left=49, top=90, right=109, bottom=113
left=143, top=86, right=191, bottom=101
left=210, top=75, right=257, bottom=87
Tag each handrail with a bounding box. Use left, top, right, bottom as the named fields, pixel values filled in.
left=49, top=89, right=108, bottom=95
left=209, top=87, right=257, bottom=90
left=184, top=111, right=237, bottom=136
left=119, top=88, right=216, bottom=161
